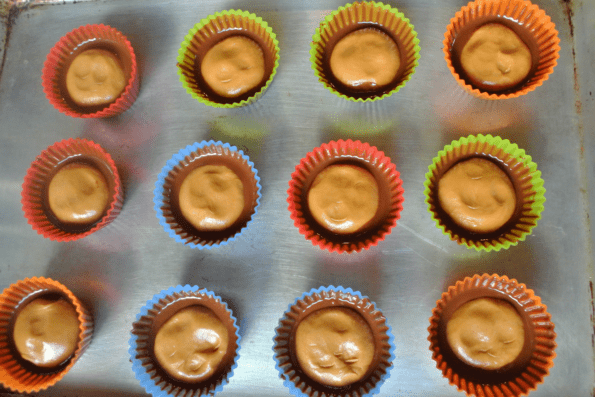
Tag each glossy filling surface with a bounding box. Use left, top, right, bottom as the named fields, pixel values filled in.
left=446, top=298, right=525, bottom=370
left=154, top=306, right=229, bottom=383
left=13, top=297, right=80, bottom=368
left=295, top=307, right=375, bottom=387
left=437, top=158, right=515, bottom=233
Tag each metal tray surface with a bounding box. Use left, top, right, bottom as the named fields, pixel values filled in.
left=0, top=0, right=594, bottom=396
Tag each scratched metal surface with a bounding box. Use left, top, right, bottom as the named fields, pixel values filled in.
left=0, top=0, right=593, bottom=396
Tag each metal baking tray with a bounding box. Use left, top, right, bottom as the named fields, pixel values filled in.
left=1, top=0, right=594, bottom=396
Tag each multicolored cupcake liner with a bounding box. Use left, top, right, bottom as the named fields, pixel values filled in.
left=177, top=9, right=280, bottom=108
left=21, top=138, right=124, bottom=242
left=0, top=277, right=94, bottom=393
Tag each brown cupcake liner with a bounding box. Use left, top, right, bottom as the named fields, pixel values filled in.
left=444, top=0, right=560, bottom=99
left=273, top=286, right=394, bottom=397
left=428, top=274, right=556, bottom=397
left=310, top=1, right=420, bottom=102
left=129, top=285, right=240, bottom=397
left=21, top=138, right=124, bottom=242
left=42, top=24, right=139, bottom=117
left=287, top=139, right=404, bottom=253
left=0, top=277, right=94, bottom=393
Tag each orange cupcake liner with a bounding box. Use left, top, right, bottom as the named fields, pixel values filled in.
left=42, top=24, right=139, bottom=118
left=0, top=277, right=94, bottom=393
left=443, top=0, right=560, bottom=99
left=21, top=138, right=124, bottom=242
left=428, top=274, right=556, bottom=397
left=287, top=139, right=404, bottom=253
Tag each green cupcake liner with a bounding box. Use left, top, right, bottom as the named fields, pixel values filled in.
left=177, top=9, right=280, bottom=108
left=423, top=134, right=545, bottom=251
left=310, top=1, right=420, bottom=102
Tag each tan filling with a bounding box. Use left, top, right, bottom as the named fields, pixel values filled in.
left=48, top=163, right=110, bottom=225
left=460, top=23, right=532, bottom=91
left=446, top=298, right=525, bottom=370
left=178, top=165, right=245, bottom=231
left=201, top=35, right=265, bottom=98
left=330, top=28, right=400, bottom=91
left=65, top=49, right=126, bottom=106
left=307, top=164, right=379, bottom=234
left=13, top=297, right=80, bottom=368
left=438, top=158, right=515, bottom=233
left=154, top=306, right=229, bottom=383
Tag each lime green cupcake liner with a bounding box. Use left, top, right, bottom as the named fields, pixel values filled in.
left=177, top=10, right=280, bottom=108
left=310, top=1, right=420, bottom=102
left=423, top=134, right=545, bottom=251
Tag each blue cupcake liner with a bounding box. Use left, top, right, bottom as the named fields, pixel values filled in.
left=153, top=141, right=262, bottom=249
left=273, top=285, right=395, bottom=397
left=128, top=285, right=241, bottom=397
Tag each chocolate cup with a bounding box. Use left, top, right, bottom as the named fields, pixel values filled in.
left=274, top=287, right=394, bottom=397
left=428, top=274, right=556, bottom=396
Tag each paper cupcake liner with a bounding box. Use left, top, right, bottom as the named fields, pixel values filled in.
left=310, top=1, right=420, bottom=102
left=428, top=274, right=556, bottom=397
left=423, top=134, right=545, bottom=251
left=273, top=286, right=395, bottom=397
left=42, top=24, right=139, bottom=118
left=443, top=0, right=560, bottom=100
left=154, top=141, right=261, bottom=249
left=21, top=138, right=124, bottom=242
left=287, top=139, right=404, bottom=253
left=129, top=285, right=240, bottom=397
left=177, top=9, right=280, bottom=108
left=0, top=277, right=94, bottom=393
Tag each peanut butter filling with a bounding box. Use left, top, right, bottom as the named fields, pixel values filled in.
left=460, top=23, right=531, bottom=91
left=330, top=28, right=400, bottom=91
left=178, top=165, right=245, bottom=231
left=13, top=297, right=80, bottom=368
left=307, top=164, right=379, bottom=234
left=47, top=163, right=110, bottom=225
left=446, top=298, right=525, bottom=370
left=65, top=49, right=127, bottom=106
left=295, top=307, right=375, bottom=387
left=154, top=306, right=229, bottom=383
left=438, top=158, right=515, bottom=233
left=201, top=35, right=265, bottom=98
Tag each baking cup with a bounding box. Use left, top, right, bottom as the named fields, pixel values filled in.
left=273, top=286, right=394, bottom=397
left=154, top=141, right=261, bottom=249
left=310, top=1, right=420, bottom=102
left=288, top=139, right=404, bottom=253
left=423, top=134, right=545, bottom=251
left=443, top=0, right=560, bottom=99
left=428, top=274, right=556, bottom=397
left=21, top=138, right=124, bottom=242
left=42, top=23, right=139, bottom=118
left=129, top=285, right=240, bottom=397
left=0, top=277, right=94, bottom=393
left=177, top=9, right=280, bottom=108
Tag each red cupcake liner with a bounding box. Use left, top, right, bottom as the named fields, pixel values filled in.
left=287, top=139, right=404, bottom=253
left=21, top=138, right=124, bottom=242
left=0, top=277, right=94, bottom=393
left=42, top=24, right=139, bottom=118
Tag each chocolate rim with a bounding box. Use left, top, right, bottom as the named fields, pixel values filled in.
left=428, top=274, right=556, bottom=396
left=21, top=138, right=124, bottom=242
left=310, top=1, right=420, bottom=102
left=154, top=141, right=261, bottom=249
left=287, top=139, right=404, bottom=253
left=41, top=24, right=139, bottom=118
left=423, top=134, right=545, bottom=251
left=0, top=277, right=93, bottom=393
left=273, top=286, right=394, bottom=397
left=443, top=0, right=560, bottom=99
left=129, top=285, right=240, bottom=397
left=177, top=9, right=280, bottom=108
